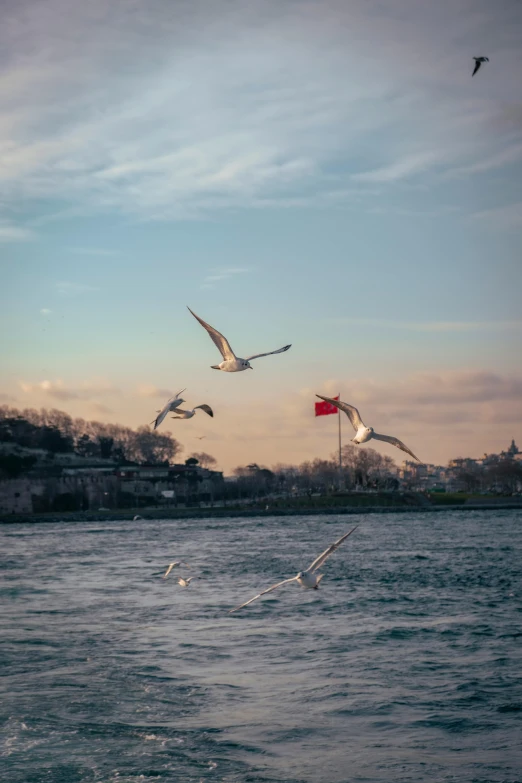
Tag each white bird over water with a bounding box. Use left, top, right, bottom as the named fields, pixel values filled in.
left=162, top=561, right=188, bottom=578
left=171, top=403, right=213, bottom=420
left=316, top=395, right=422, bottom=463
left=229, top=527, right=358, bottom=613
left=187, top=307, right=291, bottom=372
left=177, top=576, right=195, bottom=587
left=151, top=389, right=186, bottom=429
left=472, top=56, right=489, bottom=76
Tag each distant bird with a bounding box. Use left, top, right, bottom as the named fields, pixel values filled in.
left=177, top=576, right=195, bottom=588
left=229, top=526, right=358, bottom=613
left=171, top=404, right=213, bottom=420
left=187, top=307, right=291, bottom=372
left=316, top=395, right=422, bottom=463
left=162, top=561, right=188, bottom=578
left=194, top=435, right=206, bottom=440
left=133, top=514, right=143, bottom=521
left=151, top=389, right=186, bottom=429
left=472, top=56, right=489, bottom=76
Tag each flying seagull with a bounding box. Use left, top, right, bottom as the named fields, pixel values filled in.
left=195, top=435, right=206, bottom=440
left=177, top=576, right=195, bottom=588
left=229, top=526, right=358, bottom=613
left=316, top=395, right=422, bottom=463
left=187, top=307, right=291, bottom=372
left=472, top=56, right=489, bottom=76
left=162, top=561, right=188, bottom=578
left=151, top=389, right=186, bottom=429
left=171, top=404, right=213, bottom=420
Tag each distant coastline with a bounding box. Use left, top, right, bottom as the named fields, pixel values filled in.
left=2, top=496, right=521, bottom=524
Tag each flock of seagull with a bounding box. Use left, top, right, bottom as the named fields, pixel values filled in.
left=152, top=54, right=489, bottom=612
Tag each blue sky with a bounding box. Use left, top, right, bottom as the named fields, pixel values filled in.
left=1, top=0, right=521, bottom=471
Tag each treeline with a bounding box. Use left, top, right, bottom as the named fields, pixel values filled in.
left=455, top=461, right=522, bottom=494
left=231, top=445, right=398, bottom=497
left=0, top=405, right=182, bottom=466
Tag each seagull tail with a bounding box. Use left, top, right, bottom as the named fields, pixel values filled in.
left=315, top=574, right=324, bottom=588
left=211, top=365, right=221, bottom=370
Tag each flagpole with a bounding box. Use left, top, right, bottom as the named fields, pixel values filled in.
left=338, top=391, right=342, bottom=491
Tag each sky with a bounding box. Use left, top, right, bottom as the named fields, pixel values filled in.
left=1, top=0, right=521, bottom=474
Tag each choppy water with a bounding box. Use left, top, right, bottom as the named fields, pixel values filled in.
left=1, top=511, right=522, bottom=783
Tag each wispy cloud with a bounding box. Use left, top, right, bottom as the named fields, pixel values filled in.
left=19, top=379, right=121, bottom=401
left=40, top=308, right=52, bottom=316
left=352, top=151, right=443, bottom=184
left=136, top=384, right=173, bottom=399
left=201, top=267, right=251, bottom=289
left=54, top=281, right=98, bottom=295
left=67, top=247, right=119, bottom=256
left=331, top=318, right=522, bottom=333
left=470, top=202, right=522, bottom=229
left=0, top=220, right=34, bottom=242
left=0, top=0, right=521, bottom=220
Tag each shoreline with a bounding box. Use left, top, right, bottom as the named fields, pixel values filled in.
left=1, top=500, right=521, bottom=524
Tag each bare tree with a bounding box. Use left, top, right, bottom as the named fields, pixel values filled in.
left=189, top=452, right=217, bottom=468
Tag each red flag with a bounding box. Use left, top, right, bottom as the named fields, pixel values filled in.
left=315, top=395, right=339, bottom=417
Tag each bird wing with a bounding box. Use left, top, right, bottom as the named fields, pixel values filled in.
left=152, top=395, right=185, bottom=429
left=194, top=404, right=213, bottom=417
left=171, top=407, right=190, bottom=418
left=372, top=431, right=422, bottom=463
left=472, top=60, right=481, bottom=76
left=229, top=577, right=298, bottom=613
left=152, top=402, right=171, bottom=429
left=306, top=526, right=358, bottom=573
left=245, top=344, right=292, bottom=361
left=315, top=395, right=365, bottom=432
left=174, top=388, right=186, bottom=399
left=163, top=562, right=179, bottom=578
left=187, top=307, right=236, bottom=361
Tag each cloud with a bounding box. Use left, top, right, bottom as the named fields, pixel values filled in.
left=40, top=308, right=52, bottom=316
left=136, top=384, right=173, bottom=398
left=19, top=379, right=121, bottom=401
left=0, top=220, right=34, bottom=242
left=201, top=267, right=251, bottom=289
left=316, top=369, right=522, bottom=410
left=352, top=151, right=443, bottom=184
left=89, top=402, right=113, bottom=415
left=1, top=0, right=521, bottom=220
left=67, top=247, right=119, bottom=256
left=470, top=202, right=522, bottom=229
left=54, top=281, right=98, bottom=295
left=331, top=318, right=522, bottom=333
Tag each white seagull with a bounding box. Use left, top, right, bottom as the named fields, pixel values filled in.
left=171, top=403, right=213, bottom=420
left=187, top=307, right=291, bottom=372
left=229, top=526, right=358, bottom=613
left=316, top=395, right=422, bottom=463
left=151, top=389, right=186, bottom=429
left=162, top=561, right=188, bottom=578
left=177, top=576, right=195, bottom=588
left=472, top=56, right=489, bottom=76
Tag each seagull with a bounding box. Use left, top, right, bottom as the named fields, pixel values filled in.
left=151, top=389, right=186, bottom=429
left=195, top=435, right=206, bottom=440
left=171, top=404, right=213, bottom=420
left=187, top=307, right=291, bottom=372
left=133, top=514, right=143, bottom=521
left=316, top=395, right=422, bottom=463
left=472, top=56, right=489, bottom=76
left=162, top=561, right=188, bottom=578
left=229, top=526, right=358, bottom=613
left=177, top=576, right=195, bottom=588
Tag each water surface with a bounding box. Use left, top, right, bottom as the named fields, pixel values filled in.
left=1, top=511, right=521, bottom=782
